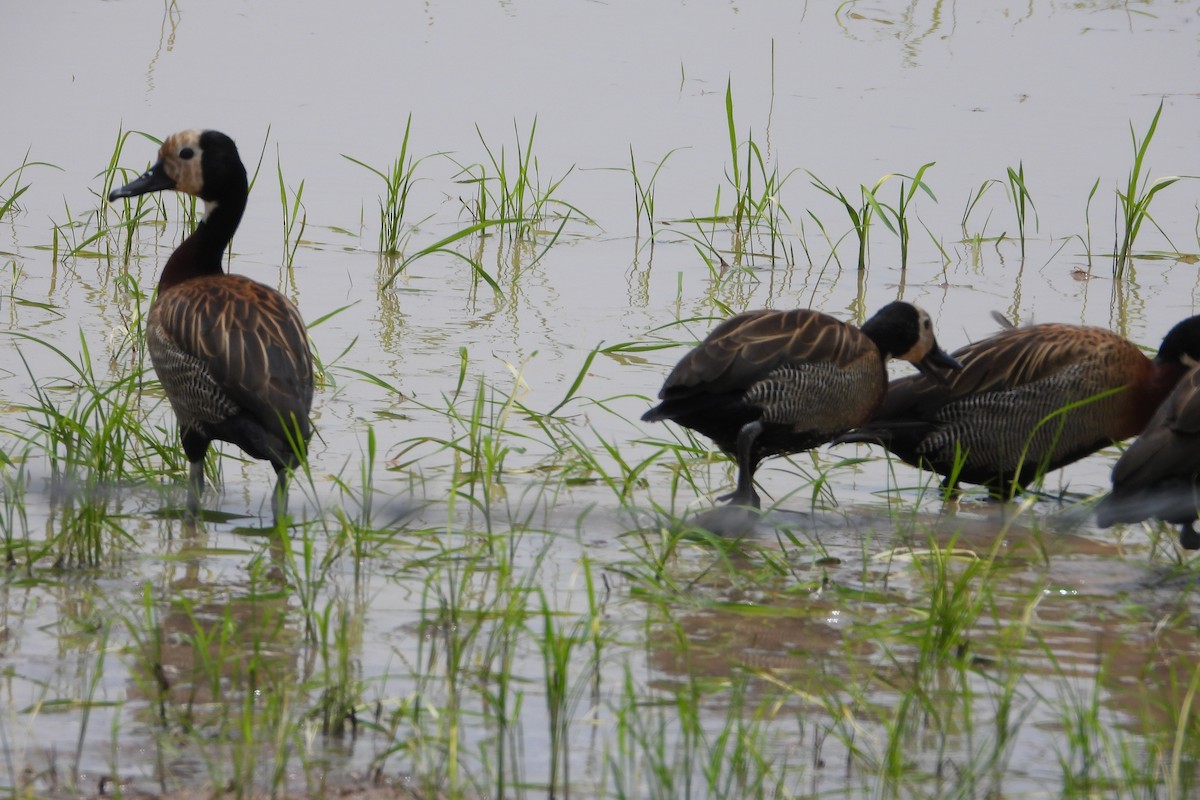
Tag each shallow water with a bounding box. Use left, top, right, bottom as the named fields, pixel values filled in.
left=5, top=1, right=1200, bottom=797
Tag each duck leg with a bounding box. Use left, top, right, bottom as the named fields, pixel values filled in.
left=1180, top=522, right=1200, bottom=550
left=182, top=430, right=210, bottom=517
left=186, top=462, right=205, bottom=515
left=271, top=465, right=290, bottom=525
left=718, top=419, right=763, bottom=509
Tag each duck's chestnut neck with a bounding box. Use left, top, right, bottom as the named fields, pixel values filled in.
left=158, top=184, right=247, bottom=293
left=1149, top=359, right=1188, bottom=400
left=1123, top=359, right=1191, bottom=437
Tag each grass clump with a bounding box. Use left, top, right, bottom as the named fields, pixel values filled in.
left=0, top=151, right=59, bottom=222
left=7, top=330, right=175, bottom=567
left=720, top=81, right=797, bottom=266
left=1113, top=100, right=1182, bottom=278
left=1005, top=160, right=1037, bottom=257
left=809, top=164, right=937, bottom=272
left=276, top=150, right=307, bottom=270
left=452, top=117, right=588, bottom=240
left=628, top=145, right=680, bottom=239
left=343, top=113, right=427, bottom=256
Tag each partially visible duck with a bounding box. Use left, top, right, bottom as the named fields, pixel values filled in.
left=1096, top=362, right=1200, bottom=548
left=109, top=129, right=314, bottom=523
left=836, top=316, right=1200, bottom=497
left=642, top=302, right=961, bottom=509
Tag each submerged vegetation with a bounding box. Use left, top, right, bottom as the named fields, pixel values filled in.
left=3, top=81, right=1200, bottom=800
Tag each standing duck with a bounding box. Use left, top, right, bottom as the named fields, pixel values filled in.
left=642, top=302, right=961, bottom=509
left=1096, top=363, right=1200, bottom=548
left=835, top=316, right=1200, bottom=497
left=109, top=129, right=314, bottom=523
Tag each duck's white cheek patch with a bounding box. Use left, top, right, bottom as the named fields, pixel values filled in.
left=168, top=148, right=205, bottom=195
left=1183, top=353, right=1199, bottom=368
left=204, top=199, right=219, bottom=219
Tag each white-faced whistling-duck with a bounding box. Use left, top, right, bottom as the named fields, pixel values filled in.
left=642, top=302, right=962, bottom=509
left=835, top=316, right=1200, bottom=498
left=1096, top=360, right=1200, bottom=549
left=109, top=129, right=314, bottom=523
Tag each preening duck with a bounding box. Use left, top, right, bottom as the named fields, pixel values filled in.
left=109, top=129, right=314, bottom=523
left=642, top=302, right=961, bottom=509
left=1096, top=362, right=1200, bottom=548
left=835, top=316, right=1200, bottom=497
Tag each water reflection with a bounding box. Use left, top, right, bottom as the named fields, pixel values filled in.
left=121, top=519, right=368, bottom=792
left=642, top=505, right=1200, bottom=793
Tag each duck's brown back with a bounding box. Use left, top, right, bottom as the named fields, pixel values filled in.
left=147, top=273, right=314, bottom=448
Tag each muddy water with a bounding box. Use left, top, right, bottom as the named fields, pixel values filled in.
left=4, top=1, right=1200, bottom=797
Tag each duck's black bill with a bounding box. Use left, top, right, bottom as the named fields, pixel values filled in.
left=915, top=345, right=963, bottom=384
left=108, top=160, right=174, bottom=201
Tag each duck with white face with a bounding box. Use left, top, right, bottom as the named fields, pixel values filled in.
left=109, top=129, right=315, bottom=524
left=642, top=301, right=962, bottom=510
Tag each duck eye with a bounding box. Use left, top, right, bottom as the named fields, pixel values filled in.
left=179, top=147, right=195, bottom=160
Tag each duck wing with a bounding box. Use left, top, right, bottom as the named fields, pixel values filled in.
left=152, top=275, right=314, bottom=439
left=656, top=309, right=870, bottom=398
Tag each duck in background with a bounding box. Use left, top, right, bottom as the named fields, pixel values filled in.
left=835, top=314, right=1200, bottom=498
left=642, top=302, right=961, bottom=511
left=1096, top=361, right=1200, bottom=548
